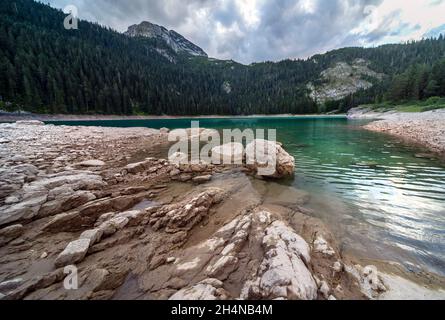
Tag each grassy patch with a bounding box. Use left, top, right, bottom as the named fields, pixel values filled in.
left=361, top=97, right=445, bottom=113
left=395, top=105, right=424, bottom=112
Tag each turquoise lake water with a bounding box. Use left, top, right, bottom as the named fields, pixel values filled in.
left=47, top=117, right=445, bottom=276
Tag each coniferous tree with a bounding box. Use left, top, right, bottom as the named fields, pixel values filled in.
left=1, top=0, right=445, bottom=115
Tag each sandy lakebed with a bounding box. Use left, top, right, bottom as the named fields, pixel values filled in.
left=0, top=118, right=444, bottom=300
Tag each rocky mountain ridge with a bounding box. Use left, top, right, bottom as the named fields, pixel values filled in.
left=125, top=21, right=208, bottom=57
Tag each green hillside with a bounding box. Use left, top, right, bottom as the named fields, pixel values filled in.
left=1, top=0, right=445, bottom=115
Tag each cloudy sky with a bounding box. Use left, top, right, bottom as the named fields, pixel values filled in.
left=47, top=0, right=445, bottom=64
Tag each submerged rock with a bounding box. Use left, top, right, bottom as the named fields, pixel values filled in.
left=345, top=264, right=387, bottom=299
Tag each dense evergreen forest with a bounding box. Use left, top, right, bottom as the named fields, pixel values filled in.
left=1, top=0, right=445, bottom=115
left=386, top=58, right=445, bottom=102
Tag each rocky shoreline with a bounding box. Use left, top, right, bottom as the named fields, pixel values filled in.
left=0, top=121, right=444, bottom=300
left=349, top=107, right=445, bottom=157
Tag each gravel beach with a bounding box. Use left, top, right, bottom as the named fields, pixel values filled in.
left=349, top=108, right=445, bottom=156
left=1, top=120, right=444, bottom=300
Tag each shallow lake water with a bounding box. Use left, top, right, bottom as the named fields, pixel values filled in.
left=48, top=117, right=445, bottom=277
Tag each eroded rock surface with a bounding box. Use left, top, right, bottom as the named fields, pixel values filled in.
left=245, top=139, right=295, bottom=178
left=0, top=122, right=402, bottom=301
left=241, top=219, right=317, bottom=300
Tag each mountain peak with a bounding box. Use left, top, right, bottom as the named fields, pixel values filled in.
left=125, top=21, right=207, bottom=57
left=423, top=24, right=445, bottom=39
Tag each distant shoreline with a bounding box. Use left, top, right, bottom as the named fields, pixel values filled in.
left=0, top=113, right=347, bottom=122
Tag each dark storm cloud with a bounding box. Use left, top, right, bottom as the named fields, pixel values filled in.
left=47, top=0, right=439, bottom=64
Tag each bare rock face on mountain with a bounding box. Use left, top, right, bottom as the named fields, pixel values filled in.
left=308, top=59, right=385, bottom=104
left=245, top=139, right=295, bottom=178
left=125, top=21, right=208, bottom=57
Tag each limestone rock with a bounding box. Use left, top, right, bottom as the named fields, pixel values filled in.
left=123, top=162, right=146, bottom=174
left=319, top=281, right=331, bottom=299
left=362, top=265, right=387, bottom=295
left=115, top=210, right=145, bottom=226
left=245, top=139, right=295, bottom=178
left=79, top=228, right=103, bottom=245
left=179, top=174, right=192, bottom=182
left=211, top=142, right=244, bottom=164
left=241, top=219, right=317, bottom=300
left=78, top=160, right=106, bottom=167
left=166, top=257, right=176, bottom=264
left=168, top=152, right=188, bottom=165
left=38, top=190, right=96, bottom=218
left=0, top=164, right=39, bottom=203
left=0, top=278, right=24, bottom=293
left=333, top=261, right=343, bottom=273
left=95, top=212, right=116, bottom=227
left=4, top=196, right=20, bottom=205
left=125, top=21, right=208, bottom=57
left=29, top=172, right=105, bottom=191
left=0, top=224, right=24, bottom=245
left=169, top=169, right=181, bottom=177
left=0, top=171, right=105, bottom=226
left=308, top=59, right=384, bottom=104
left=192, top=175, right=212, bottom=184
left=15, top=120, right=45, bottom=126
left=169, top=279, right=225, bottom=300
left=11, top=155, right=27, bottom=163
left=43, top=211, right=82, bottom=233
left=313, top=236, right=335, bottom=256
left=123, top=158, right=167, bottom=175
left=0, top=195, right=47, bottom=226
left=55, top=238, right=91, bottom=267
left=98, top=216, right=129, bottom=237
left=345, top=264, right=387, bottom=299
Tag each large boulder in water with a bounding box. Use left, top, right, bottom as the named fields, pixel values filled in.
left=245, top=139, right=295, bottom=178
left=211, top=142, right=244, bottom=164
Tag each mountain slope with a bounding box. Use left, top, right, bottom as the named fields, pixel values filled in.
left=308, top=59, right=386, bottom=103
left=125, top=21, right=207, bottom=57
left=1, top=0, right=445, bottom=115
left=424, top=24, right=445, bottom=39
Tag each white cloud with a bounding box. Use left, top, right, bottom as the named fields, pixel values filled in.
left=351, top=0, right=445, bottom=45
